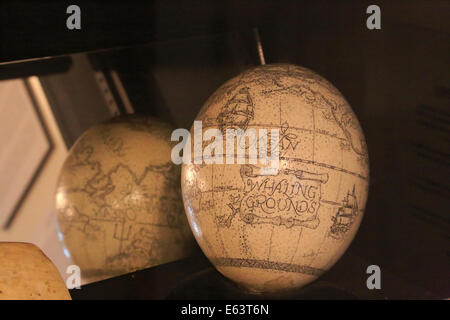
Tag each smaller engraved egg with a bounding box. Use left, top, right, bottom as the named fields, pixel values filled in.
left=56, top=116, right=195, bottom=283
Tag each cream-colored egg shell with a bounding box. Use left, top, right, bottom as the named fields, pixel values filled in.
left=181, top=64, right=369, bottom=293
left=0, top=242, right=71, bottom=300
left=56, top=116, right=195, bottom=283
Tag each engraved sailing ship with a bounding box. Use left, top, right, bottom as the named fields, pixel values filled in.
left=217, top=87, right=255, bottom=131
left=329, top=185, right=358, bottom=239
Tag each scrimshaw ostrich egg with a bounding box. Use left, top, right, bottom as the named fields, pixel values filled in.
left=56, top=116, right=195, bottom=283
left=181, top=64, right=369, bottom=293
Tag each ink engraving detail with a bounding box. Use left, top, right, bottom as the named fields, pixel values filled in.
left=217, top=87, right=255, bottom=132
left=328, top=185, right=359, bottom=240
left=218, top=164, right=328, bottom=229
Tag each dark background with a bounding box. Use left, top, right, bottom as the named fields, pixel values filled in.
left=1, top=0, right=449, bottom=299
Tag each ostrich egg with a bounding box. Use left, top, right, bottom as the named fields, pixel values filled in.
left=0, top=242, right=71, bottom=300
left=56, top=116, right=195, bottom=283
left=181, top=64, right=369, bottom=293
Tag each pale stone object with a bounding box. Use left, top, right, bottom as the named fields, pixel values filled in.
left=0, top=242, right=71, bottom=300
left=181, top=64, right=369, bottom=293
left=56, top=116, right=195, bottom=283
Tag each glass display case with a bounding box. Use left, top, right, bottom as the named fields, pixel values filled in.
left=0, top=0, right=448, bottom=301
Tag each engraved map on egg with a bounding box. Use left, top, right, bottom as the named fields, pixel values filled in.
left=56, top=118, right=194, bottom=283
left=182, top=64, right=369, bottom=291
